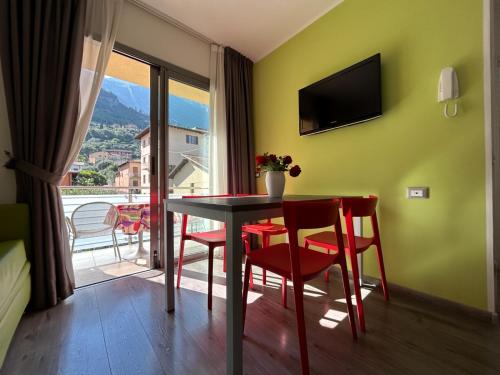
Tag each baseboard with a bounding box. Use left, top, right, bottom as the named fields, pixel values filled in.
left=330, top=268, right=497, bottom=324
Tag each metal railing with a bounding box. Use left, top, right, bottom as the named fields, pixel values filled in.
left=60, top=185, right=210, bottom=254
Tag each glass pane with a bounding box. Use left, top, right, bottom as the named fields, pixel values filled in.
left=62, top=51, right=152, bottom=287
left=168, top=79, right=210, bottom=258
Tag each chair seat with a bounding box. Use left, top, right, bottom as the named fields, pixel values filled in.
left=247, top=243, right=338, bottom=281
left=242, top=222, right=287, bottom=235
left=305, top=231, right=374, bottom=253
left=185, top=229, right=248, bottom=247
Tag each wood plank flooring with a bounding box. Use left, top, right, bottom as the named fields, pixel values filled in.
left=2, top=258, right=500, bottom=375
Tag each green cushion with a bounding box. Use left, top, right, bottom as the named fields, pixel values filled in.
left=0, top=204, right=30, bottom=258
left=0, top=241, right=29, bottom=315
left=0, top=264, right=30, bottom=367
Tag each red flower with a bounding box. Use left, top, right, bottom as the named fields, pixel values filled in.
left=283, top=155, right=292, bottom=165
left=289, top=165, right=301, bottom=177
left=255, top=155, right=267, bottom=166
left=269, top=154, right=278, bottom=163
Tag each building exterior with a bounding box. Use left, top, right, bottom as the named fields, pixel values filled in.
left=169, top=154, right=209, bottom=195
left=135, top=126, right=208, bottom=192
left=60, top=162, right=85, bottom=186
left=114, top=160, right=141, bottom=189
left=88, top=149, right=133, bottom=165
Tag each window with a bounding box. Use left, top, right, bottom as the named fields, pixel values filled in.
left=132, top=180, right=138, bottom=187
left=143, top=175, right=146, bottom=184
left=133, top=167, right=138, bottom=174
left=186, top=135, right=198, bottom=145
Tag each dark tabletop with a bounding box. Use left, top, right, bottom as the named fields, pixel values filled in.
left=166, top=195, right=345, bottom=212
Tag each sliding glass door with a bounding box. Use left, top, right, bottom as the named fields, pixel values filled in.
left=166, top=78, right=210, bottom=259
left=63, top=50, right=158, bottom=287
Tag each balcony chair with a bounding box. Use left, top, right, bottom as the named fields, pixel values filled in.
left=66, top=202, right=121, bottom=261
left=242, top=199, right=357, bottom=375
left=304, top=196, right=388, bottom=332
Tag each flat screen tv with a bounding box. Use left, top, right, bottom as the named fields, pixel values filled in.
left=299, top=53, right=382, bottom=136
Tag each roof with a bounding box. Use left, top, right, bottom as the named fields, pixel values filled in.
left=118, top=159, right=141, bottom=168
left=168, top=153, right=208, bottom=179
left=134, top=125, right=208, bottom=140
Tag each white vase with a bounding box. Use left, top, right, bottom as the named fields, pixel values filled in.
left=265, top=171, right=285, bottom=197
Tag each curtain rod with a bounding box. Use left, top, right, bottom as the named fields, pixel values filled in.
left=126, top=0, right=219, bottom=46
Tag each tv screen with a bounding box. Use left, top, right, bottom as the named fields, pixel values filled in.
left=299, top=53, right=382, bottom=136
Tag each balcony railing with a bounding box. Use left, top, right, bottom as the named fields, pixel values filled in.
left=60, top=185, right=210, bottom=255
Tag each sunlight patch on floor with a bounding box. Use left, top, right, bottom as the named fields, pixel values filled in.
left=335, top=287, right=372, bottom=305
left=177, top=275, right=263, bottom=303
left=319, top=308, right=348, bottom=329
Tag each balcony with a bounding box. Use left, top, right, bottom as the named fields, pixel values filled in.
left=61, top=185, right=209, bottom=287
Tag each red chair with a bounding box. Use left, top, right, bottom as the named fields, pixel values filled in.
left=304, top=196, right=388, bottom=332
left=241, top=220, right=288, bottom=296
left=242, top=199, right=357, bottom=375
left=176, top=195, right=251, bottom=310
left=237, top=194, right=289, bottom=306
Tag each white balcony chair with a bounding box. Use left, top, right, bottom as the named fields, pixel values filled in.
left=66, top=202, right=122, bottom=261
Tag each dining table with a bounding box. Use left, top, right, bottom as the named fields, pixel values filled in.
left=164, top=195, right=362, bottom=375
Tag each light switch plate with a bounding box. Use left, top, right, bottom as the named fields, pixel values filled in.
left=407, top=187, right=429, bottom=199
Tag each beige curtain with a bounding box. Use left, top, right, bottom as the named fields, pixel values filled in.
left=209, top=44, right=228, bottom=195
left=65, top=0, right=123, bottom=172
left=63, top=0, right=122, bottom=282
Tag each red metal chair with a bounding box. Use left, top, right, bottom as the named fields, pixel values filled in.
left=304, top=196, right=388, bottom=332
left=176, top=195, right=251, bottom=310
left=242, top=199, right=357, bottom=375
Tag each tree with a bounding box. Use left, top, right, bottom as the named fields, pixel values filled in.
left=73, top=170, right=107, bottom=186
left=96, top=159, right=116, bottom=171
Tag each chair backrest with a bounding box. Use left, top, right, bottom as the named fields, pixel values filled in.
left=341, top=196, right=378, bottom=218
left=341, top=196, right=380, bottom=243
left=283, top=199, right=341, bottom=231
left=283, top=199, right=344, bottom=280
left=71, top=202, right=118, bottom=237
left=180, top=195, right=233, bottom=233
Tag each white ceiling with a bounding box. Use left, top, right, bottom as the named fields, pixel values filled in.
left=137, top=0, right=343, bottom=62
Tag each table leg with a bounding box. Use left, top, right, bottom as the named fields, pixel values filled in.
left=225, top=212, right=243, bottom=375
left=165, top=209, right=175, bottom=312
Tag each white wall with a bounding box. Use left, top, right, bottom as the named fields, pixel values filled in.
left=0, top=1, right=211, bottom=204
left=116, top=1, right=210, bottom=78
left=0, top=62, right=16, bottom=203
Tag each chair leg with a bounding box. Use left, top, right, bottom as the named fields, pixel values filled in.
left=242, top=260, right=252, bottom=333
left=292, top=278, right=310, bottom=375
left=223, top=245, right=227, bottom=273
left=208, top=245, right=214, bottom=310
left=244, top=238, right=254, bottom=290
left=71, top=237, right=76, bottom=256
left=349, top=252, right=366, bottom=332
left=324, top=250, right=330, bottom=283
left=281, top=277, right=287, bottom=308
left=375, top=243, right=390, bottom=301
left=339, top=259, right=357, bottom=340
left=176, top=238, right=186, bottom=289
left=113, top=233, right=122, bottom=261
left=262, top=234, right=269, bottom=286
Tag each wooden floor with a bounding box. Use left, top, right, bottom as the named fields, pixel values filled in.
left=2, top=258, right=500, bottom=375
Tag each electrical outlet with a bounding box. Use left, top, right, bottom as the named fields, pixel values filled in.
left=407, top=187, right=429, bottom=199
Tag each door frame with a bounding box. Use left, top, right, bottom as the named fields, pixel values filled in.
left=484, top=0, right=499, bottom=316
left=114, top=42, right=209, bottom=269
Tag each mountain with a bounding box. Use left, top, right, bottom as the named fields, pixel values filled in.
left=169, top=95, right=209, bottom=131
left=100, top=75, right=209, bottom=130
left=92, top=89, right=150, bottom=129
left=101, top=76, right=150, bottom=115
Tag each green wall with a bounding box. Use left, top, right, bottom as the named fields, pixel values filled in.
left=253, top=0, right=486, bottom=309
